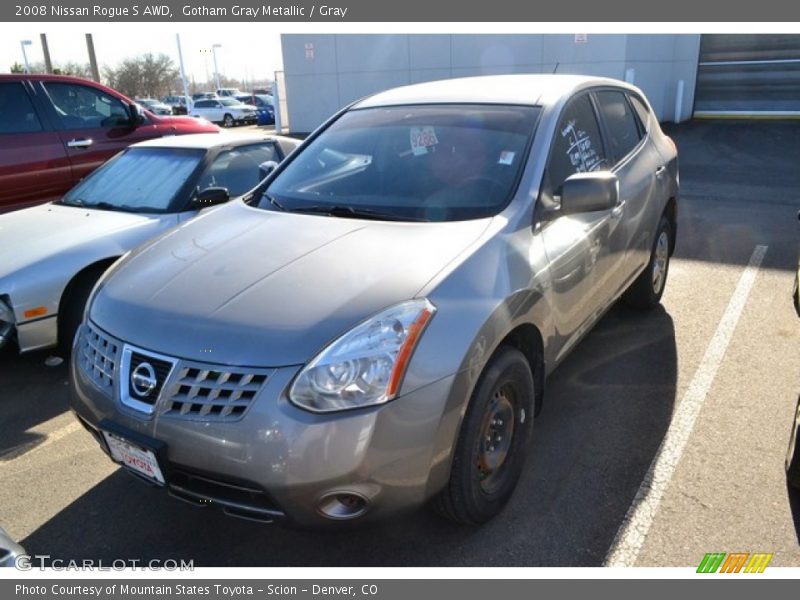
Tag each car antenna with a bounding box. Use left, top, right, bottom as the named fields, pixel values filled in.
left=552, top=62, right=560, bottom=74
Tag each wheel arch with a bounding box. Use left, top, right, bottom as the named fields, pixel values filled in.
left=57, top=257, right=120, bottom=344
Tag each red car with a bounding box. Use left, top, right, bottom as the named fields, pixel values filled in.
left=0, top=74, right=219, bottom=212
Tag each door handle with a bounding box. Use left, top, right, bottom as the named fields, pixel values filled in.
left=67, top=138, right=93, bottom=149
left=655, top=165, right=667, bottom=178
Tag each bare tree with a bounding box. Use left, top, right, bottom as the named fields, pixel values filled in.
left=104, top=53, right=179, bottom=98
left=52, top=61, right=93, bottom=78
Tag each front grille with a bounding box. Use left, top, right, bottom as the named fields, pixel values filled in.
left=160, top=365, right=270, bottom=421
left=78, top=322, right=119, bottom=392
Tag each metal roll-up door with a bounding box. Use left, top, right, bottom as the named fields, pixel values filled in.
left=694, top=34, right=800, bottom=117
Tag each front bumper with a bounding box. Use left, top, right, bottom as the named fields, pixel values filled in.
left=69, top=323, right=457, bottom=527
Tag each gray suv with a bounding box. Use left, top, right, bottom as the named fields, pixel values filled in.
left=70, top=75, right=678, bottom=527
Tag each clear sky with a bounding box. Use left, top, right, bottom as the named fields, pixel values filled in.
left=0, top=23, right=284, bottom=86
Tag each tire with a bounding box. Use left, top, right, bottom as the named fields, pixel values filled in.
left=58, top=266, right=107, bottom=356
left=222, top=114, right=234, bottom=128
left=433, top=346, right=535, bottom=525
left=787, top=397, right=800, bottom=489
left=623, top=215, right=672, bottom=310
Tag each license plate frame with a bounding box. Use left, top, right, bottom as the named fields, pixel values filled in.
left=101, top=428, right=166, bottom=486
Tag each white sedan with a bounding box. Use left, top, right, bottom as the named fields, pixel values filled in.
left=0, top=132, right=299, bottom=356
left=191, top=97, right=257, bottom=127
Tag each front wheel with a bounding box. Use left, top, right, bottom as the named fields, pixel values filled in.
left=787, top=396, right=800, bottom=489
left=222, top=114, right=234, bottom=128
left=623, top=216, right=672, bottom=310
left=432, top=346, right=535, bottom=525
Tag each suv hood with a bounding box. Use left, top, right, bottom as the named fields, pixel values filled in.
left=92, top=202, right=491, bottom=366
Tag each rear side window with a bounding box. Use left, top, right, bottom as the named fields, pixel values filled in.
left=195, top=100, right=210, bottom=108
left=0, top=82, right=43, bottom=133
left=595, top=90, right=642, bottom=162
left=629, top=94, right=651, bottom=134
left=547, top=94, right=609, bottom=191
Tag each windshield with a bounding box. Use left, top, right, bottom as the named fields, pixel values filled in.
left=262, top=104, right=540, bottom=222
left=220, top=98, right=242, bottom=107
left=60, top=147, right=205, bottom=212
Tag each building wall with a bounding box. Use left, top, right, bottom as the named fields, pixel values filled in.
left=280, top=34, right=701, bottom=133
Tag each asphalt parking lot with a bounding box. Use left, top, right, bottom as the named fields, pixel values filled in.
left=0, top=120, right=798, bottom=567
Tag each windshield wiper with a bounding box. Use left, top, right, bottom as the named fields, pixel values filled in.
left=288, top=205, right=427, bottom=222
left=86, top=201, right=151, bottom=213
left=55, top=197, right=85, bottom=207
left=262, top=192, right=286, bottom=212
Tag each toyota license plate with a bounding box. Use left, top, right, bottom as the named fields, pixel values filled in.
left=102, top=430, right=165, bottom=485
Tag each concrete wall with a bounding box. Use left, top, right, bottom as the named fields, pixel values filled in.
left=281, top=34, right=701, bottom=133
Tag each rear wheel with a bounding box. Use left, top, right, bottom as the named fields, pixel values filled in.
left=222, top=114, right=234, bottom=128
left=433, top=346, right=535, bottom=524
left=623, top=216, right=672, bottom=310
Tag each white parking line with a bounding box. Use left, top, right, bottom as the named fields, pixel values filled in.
left=604, top=244, right=768, bottom=567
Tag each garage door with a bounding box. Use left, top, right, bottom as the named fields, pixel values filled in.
left=694, top=34, right=800, bottom=117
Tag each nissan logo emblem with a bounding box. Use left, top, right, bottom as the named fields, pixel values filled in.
left=131, top=362, right=157, bottom=397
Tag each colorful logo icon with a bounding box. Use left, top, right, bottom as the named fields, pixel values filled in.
left=697, top=552, right=773, bottom=573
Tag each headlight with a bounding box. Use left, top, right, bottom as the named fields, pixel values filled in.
left=289, top=299, right=436, bottom=413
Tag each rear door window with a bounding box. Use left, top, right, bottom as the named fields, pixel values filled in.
left=0, top=82, right=43, bottom=133
left=546, top=94, right=609, bottom=191
left=594, top=90, right=642, bottom=163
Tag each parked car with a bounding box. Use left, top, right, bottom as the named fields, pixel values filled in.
left=0, top=74, right=219, bottom=213
left=0, top=132, right=299, bottom=356
left=191, top=97, right=257, bottom=127
left=0, top=526, right=25, bottom=568
left=70, top=75, right=679, bottom=528
left=135, top=98, right=173, bottom=116
left=237, top=93, right=275, bottom=125
left=162, top=95, right=191, bottom=115
left=217, top=88, right=243, bottom=97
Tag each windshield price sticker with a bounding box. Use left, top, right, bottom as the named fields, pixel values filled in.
left=410, top=126, right=439, bottom=156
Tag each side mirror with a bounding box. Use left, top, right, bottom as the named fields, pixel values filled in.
left=193, top=186, right=230, bottom=208
left=258, top=160, right=279, bottom=181
left=560, top=171, right=619, bottom=214
left=129, top=103, right=145, bottom=125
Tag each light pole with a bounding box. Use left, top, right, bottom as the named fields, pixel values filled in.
left=20, top=40, right=32, bottom=73
left=175, top=34, right=190, bottom=107
left=211, top=44, right=222, bottom=92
